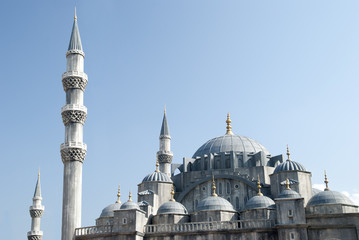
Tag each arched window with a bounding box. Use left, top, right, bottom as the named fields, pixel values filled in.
left=219, top=183, right=223, bottom=195
left=204, top=157, right=208, bottom=170
left=235, top=197, right=240, bottom=209
left=226, top=182, right=231, bottom=194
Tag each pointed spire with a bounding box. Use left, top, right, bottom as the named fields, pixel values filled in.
left=68, top=8, right=83, bottom=51
left=128, top=191, right=132, bottom=202
left=155, top=156, right=160, bottom=172
left=226, top=113, right=233, bottom=135
left=324, top=170, right=330, bottom=191
left=286, top=144, right=291, bottom=161
left=160, top=107, right=170, bottom=136
left=257, top=175, right=263, bottom=196
left=212, top=176, right=218, bottom=196
left=170, top=183, right=175, bottom=201
left=116, top=184, right=121, bottom=203
left=285, top=178, right=290, bottom=190
left=33, top=169, right=42, bottom=199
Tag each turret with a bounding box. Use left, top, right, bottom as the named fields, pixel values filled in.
left=27, top=171, right=44, bottom=240
left=157, top=109, right=173, bottom=177
left=60, top=9, right=87, bottom=240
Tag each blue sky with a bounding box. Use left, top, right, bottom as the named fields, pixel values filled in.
left=1, top=1, right=359, bottom=239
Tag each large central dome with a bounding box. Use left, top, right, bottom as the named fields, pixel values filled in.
left=193, top=134, right=270, bottom=158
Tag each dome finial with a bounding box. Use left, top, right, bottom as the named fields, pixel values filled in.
left=212, top=176, right=218, bottom=196
left=116, top=184, right=121, bottom=203
left=170, top=183, right=175, bottom=201
left=128, top=191, right=132, bottom=202
left=257, top=175, right=263, bottom=196
left=286, top=144, right=291, bottom=161
left=164, top=105, right=166, bottom=114
left=155, top=156, right=160, bottom=172
left=285, top=178, right=290, bottom=190
left=324, top=170, right=330, bottom=191
left=74, top=7, right=77, bottom=20
left=226, top=112, right=234, bottom=135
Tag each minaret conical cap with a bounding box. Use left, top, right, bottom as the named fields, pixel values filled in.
left=160, top=107, right=170, bottom=136
left=33, top=170, right=42, bottom=198
left=68, top=8, right=83, bottom=51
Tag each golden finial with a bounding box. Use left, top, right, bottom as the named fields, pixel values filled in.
left=170, top=183, right=175, bottom=201
left=226, top=112, right=233, bottom=135
left=286, top=144, right=291, bottom=161
left=324, top=170, right=330, bottom=191
left=212, top=176, right=218, bottom=196
left=285, top=178, right=290, bottom=190
left=128, top=191, right=132, bottom=202
left=38, top=167, right=40, bottom=178
left=116, top=184, right=121, bottom=203
left=74, top=7, right=77, bottom=20
left=164, top=105, right=166, bottom=114
left=257, top=175, right=263, bottom=196
left=155, top=156, right=160, bottom=173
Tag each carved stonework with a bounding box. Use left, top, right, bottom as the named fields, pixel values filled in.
left=61, top=147, right=87, bottom=163
left=62, top=110, right=87, bottom=125
left=158, top=154, right=173, bottom=163
left=30, top=209, right=44, bottom=218
left=62, top=76, right=88, bottom=92
left=27, top=235, right=42, bottom=240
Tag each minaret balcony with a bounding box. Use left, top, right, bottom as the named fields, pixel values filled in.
left=62, top=71, right=88, bottom=80
left=61, top=104, right=87, bottom=113
left=62, top=71, right=88, bottom=92
left=27, top=231, right=43, bottom=240
left=61, top=142, right=87, bottom=151
left=60, top=142, right=87, bottom=163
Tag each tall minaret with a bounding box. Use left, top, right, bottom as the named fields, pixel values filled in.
left=60, top=10, right=87, bottom=240
left=157, top=109, right=173, bottom=177
left=27, top=171, right=44, bottom=240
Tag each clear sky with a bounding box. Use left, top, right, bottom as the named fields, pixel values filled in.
left=1, top=0, right=359, bottom=239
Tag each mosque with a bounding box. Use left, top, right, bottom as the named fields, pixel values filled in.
left=27, top=13, right=359, bottom=240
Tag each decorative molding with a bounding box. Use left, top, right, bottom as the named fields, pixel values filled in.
left=27, top=235, right=42, bottom=240
left=62, top=110, right=87, bottom=125
left=158, top=154, right=173, bottom=163
left=62, top=76, right=88, bottom=92
left=66, top=49, right=85, bottom=57
left=30, top=209, right=44, bottom=218
left=61, top=147, right=87, bottom=163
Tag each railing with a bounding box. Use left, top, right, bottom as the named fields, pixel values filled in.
left=61, top=104, right=87, bottom=113
left=60, top=142, right=87, bottom=150
left=75, top=225, right=113, bottom=236
left=62, top=71, right=88, bottom=80
left=144, top=219, right=275, bottom=234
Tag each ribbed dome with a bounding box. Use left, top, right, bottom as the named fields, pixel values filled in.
left=307, top=190, right=355, bottom=207
left=193, top=134, right=270, bottom=158
left=157, top=201, right=188, bottom=215
left=245, top=195, right=275, bottom=210
left=274, top=160, right=306, bottom=173
left=142, top=171, right=172, bottom=183
left=100, top=202, right=122, bottom=217
left=120, top=201, right=140, bottom=210
left=196, top=196, right=235, bottom=212
left=278, top=189, right=301, bottom=199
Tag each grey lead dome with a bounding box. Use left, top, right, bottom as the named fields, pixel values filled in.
left=196, top=196, right=235, bottom=212
left=307, top=190, right=355, bottom=207
left=274, top=159, right=306, bottom=173
left=245, top=195, right=275, bottom=210
left=142, top=171, right=172, bottom=183
left=157, top=201, right=188, bottom=215
left=192, top=134, right=270, bottom=158
left=100, top=203, right=122, bottom=217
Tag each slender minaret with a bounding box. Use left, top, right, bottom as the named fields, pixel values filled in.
left=60, top=9, right=87, bottom=240
left=28, top=171, right=44, bottom=240
left=157, top=108, right=173, bottom=177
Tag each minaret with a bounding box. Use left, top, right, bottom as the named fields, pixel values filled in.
left=60, top=9, right=87, bottom=240
left=28, top=171, right=44, bottom=240
left=157, top=108, right=173, bottom=177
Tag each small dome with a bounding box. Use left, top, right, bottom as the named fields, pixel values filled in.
left=274, top=160, right=306, bottom=173
left=307, top=190, right=355, bottom=207
left=245, top=195, right=275, bottom=210
left=193, top=134, right=270, bottom=158
left=99, top=202, right=122, bottom=217
left=196, top=196, right=235, bottom=212
left=120, top=201, right=140, bottom=210
left=142, top=171, right=172, bottom=183
left=157, top=201, right=188, bottom=215
left=278, top=189, right=301, bottom=199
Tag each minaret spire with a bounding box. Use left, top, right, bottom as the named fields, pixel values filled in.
left=27, top=172, right=44, bottom=240
left=157, top=108, right=173, bottom=177
left=61, top=11, right=87, bottom=240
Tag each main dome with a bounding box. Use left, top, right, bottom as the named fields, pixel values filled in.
left=193, top=134, right=270, bottom=158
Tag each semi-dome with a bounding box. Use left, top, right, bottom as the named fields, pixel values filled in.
left=245, top=195, right=275, bottom=210
left=120, top=201, right=140, bottom=210
left=278, top=189, right=301, bottom=199
left=157, top=201, right=188, bottom=215
left=196, top=196, right=235, bottom=212
left=99, top=202, right=122, bottom=217
left=193, top=134, right=270, bottom=158
left=307, top=190, right=355, bottom=207
left=142, top=171, right=172, bottom=183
